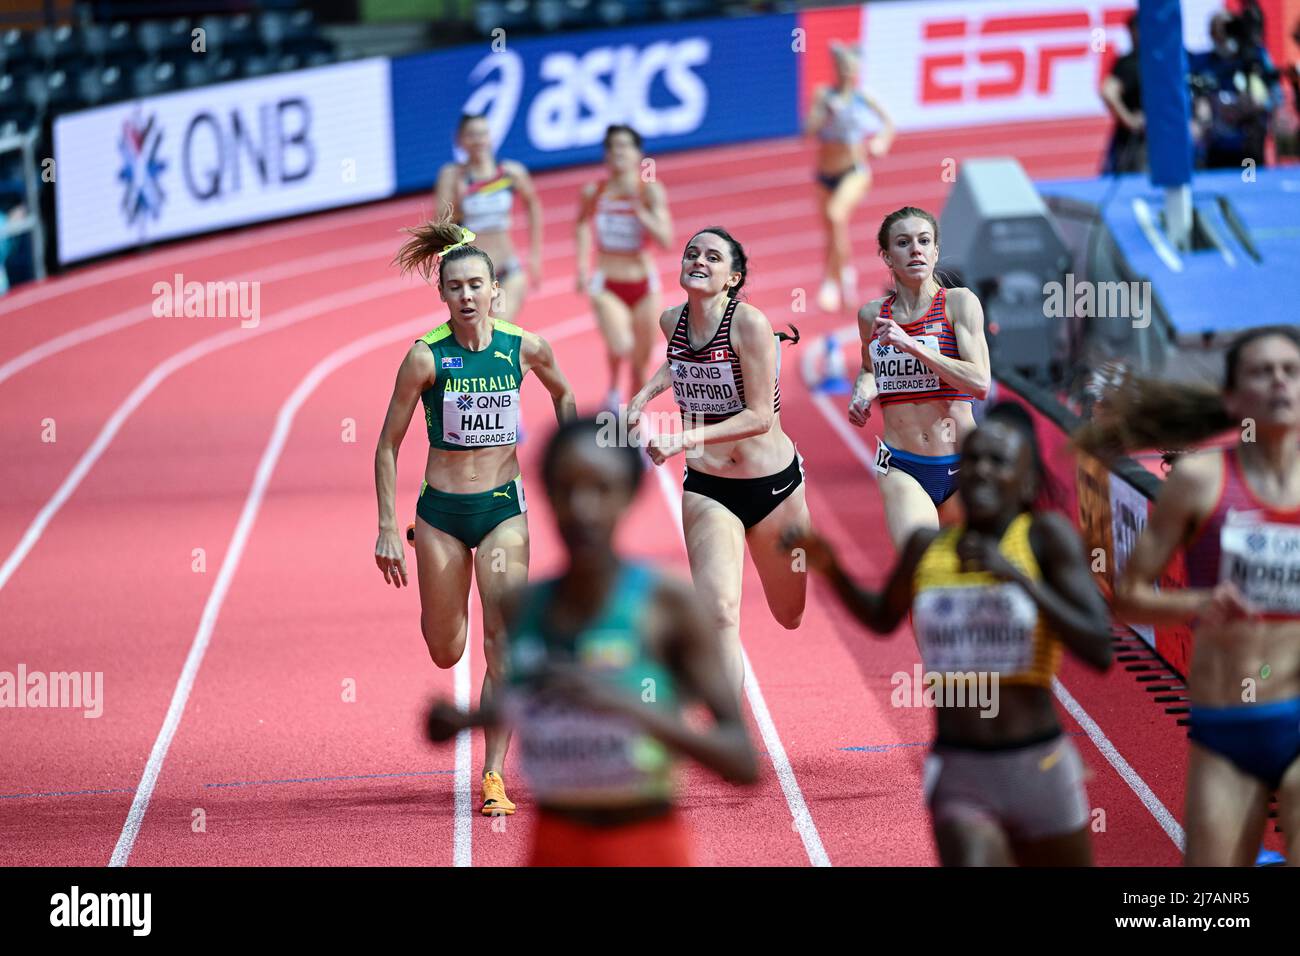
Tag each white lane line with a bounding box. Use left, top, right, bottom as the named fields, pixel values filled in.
left=0, top=276, right=407, bottom=594
left=453, top=602, right=473, bottom=868
left=0, top=238, right=398, bottom=385
left=107, top=314, right=590, bottom=866
left=107, top=314, right=432, bottom=866
left=800, top=329, right=1185, bottom=853
left=1053, top=679, right=1185, bottom=851
left=646, top=450, right=831, bottom=867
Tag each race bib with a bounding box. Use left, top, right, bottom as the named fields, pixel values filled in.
left=595, top=208, right=643, bottom=253
left=441, top=389, right=520, bottom=447
left=671, top=359, right=743, bottom=417
left=510, top=697, right=668, bottom=800
left=872, top=334, right=940, bottom=395
left=913, top=583, right=1038, bottom=674
left=1219, top=518, right=1300, bottom=614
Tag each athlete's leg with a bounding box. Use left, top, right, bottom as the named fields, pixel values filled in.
left=496, top=270, right=529, bottom=324
left=591, top=290, right=634, bottom=399
left=934, top=819, right=1014, bottom=867
left=628, top=289, right=662, bottom=398
left=473, top=511, right=530, bottom=777
left=683, top=491, right=748, bottom=695
left=1011, top=828, right=1093, bottom=867
left=876, top=467, right=940, bottom=551
left=746, top=483, right=809, bottom=630
left=825, top=169, right=870, bottom=284
left=413, top=516, right=474, bottom=668
left=1272, top=754, right=1300, bottom=865
left=1183, top=742, right=1272, bottom=866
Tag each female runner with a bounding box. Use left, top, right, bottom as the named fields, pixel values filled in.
left=849, top=206, right=991, bottom=549
left=627, top=227, right=805, bottom=694
left=374, top=211, right=576, bottom=816
left=788, top=402, right=1114, bottom=865
left=435, top=113, right=543, bottom=323
left=575, top=124, right=674, bottom=410
left=1084, top=325, right=1300, bottom=865
left=426, top=417, right=758, bottom=864
left=804, top=40, right=895, bottom=313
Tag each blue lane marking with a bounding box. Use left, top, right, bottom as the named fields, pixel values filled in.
left=842, top=731, right=1086, bottom=753
left=0, top=787, right=135, bottom=800
left=204, top=770, right=456, bottom=789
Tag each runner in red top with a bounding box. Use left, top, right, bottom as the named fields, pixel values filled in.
left=1086, top=325, right=1300, bottom=865
left=576, top=125, right=674, bottom=411
left=848, top=206, right=991, bottom=550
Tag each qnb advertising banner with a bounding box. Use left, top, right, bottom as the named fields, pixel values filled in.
left=855, top=0, right=1222, bottom=133
left=390, top=14, right=799, bottom=192
left=53, top=58, right=394, bottom=264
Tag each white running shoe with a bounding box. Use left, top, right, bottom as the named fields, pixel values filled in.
left=817, top=277, right=841, bottom=313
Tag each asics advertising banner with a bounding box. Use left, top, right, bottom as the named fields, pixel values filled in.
left=390, top=14, right=800, bottom=191
left=53, top=58, right=394, bottom=264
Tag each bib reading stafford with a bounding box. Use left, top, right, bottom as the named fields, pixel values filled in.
left=671, top=359, right=742, bottom=417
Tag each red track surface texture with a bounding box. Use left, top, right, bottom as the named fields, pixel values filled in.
left=1, top=119, right=1253, bottom=866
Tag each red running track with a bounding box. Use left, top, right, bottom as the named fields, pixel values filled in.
left=2, top=118, right=1263, bottom=866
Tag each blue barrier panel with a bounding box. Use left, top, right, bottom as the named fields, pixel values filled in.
left=391, top=13, right=799, bottom=192
left=1138, top=0, right=1193, bottom=188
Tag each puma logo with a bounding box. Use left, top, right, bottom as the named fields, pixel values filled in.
left=493, top=488, right=512, bottom=499
left=493, top=349, right=514, bottom=364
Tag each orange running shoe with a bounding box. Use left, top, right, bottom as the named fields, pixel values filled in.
left=481, top=771, right=516, bottom=816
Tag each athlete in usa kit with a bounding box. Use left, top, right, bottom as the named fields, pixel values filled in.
left=849, top=206, right=991, bottom=550
left=374, top=210, right=576, bottom=816
left=1091, top=326, right=1300, bottom=865
left=627, top=227, right=804, bottom=695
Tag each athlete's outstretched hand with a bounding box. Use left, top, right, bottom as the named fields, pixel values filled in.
left=375, top=528, right=408, bottom=589
left=1200, top=581, right=1256, bottom=630
left=425, top=699, right=467, bottom=742
left=780, top=526, right=838, bottom=576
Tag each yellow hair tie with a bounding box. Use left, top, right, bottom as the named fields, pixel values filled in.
left=439, top=227, right=476, bottom=257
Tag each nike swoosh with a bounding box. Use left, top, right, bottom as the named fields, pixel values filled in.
left=947, top=468, right=959, bottom=475
left=771, top=481, right=795, bottom=496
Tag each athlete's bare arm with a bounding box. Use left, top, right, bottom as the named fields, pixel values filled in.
left=521, top=331, right=577, bottom=424
left=874, top=287, right=990, bottom=399
left=803, top=85, right=829, bottom=137
left=505, top=160, right=544, bottom=285
left=574, top=182, right=598, bottom=292
left=961, top=512, right=1113, bottom=670
left=787, top=524, right=935, bottom=634
left=862, top=88, right=895, bottom=153
left=374, top=342, right=437, bottom=588
left=850, top=298, right=883, bottom=426
left=1113, top=452, right=1239, bottom=624
left=635, top=180, right=673, bottom=249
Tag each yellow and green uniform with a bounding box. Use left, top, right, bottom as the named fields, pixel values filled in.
left=911, top=512, right=1062, bottom=687
left=504, top=562, right=678, bottom=809
left=414, top=319, right=528, bottom=549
